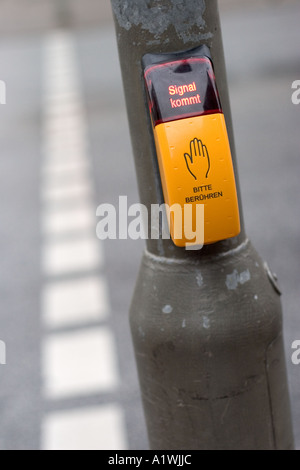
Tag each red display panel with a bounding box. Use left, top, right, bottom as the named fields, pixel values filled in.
left=144, top=57, right=222, bottom=126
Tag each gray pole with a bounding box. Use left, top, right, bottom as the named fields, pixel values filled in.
left=110, top=0, right=294, bottom=450
left=55, top=0, right=70, bottom=28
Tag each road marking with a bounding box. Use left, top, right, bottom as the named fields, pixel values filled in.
left=42, top=236, right=102, bottom=276
left=43, top=327, right=120, bottom=399
left=42, top=405, right=127, bottom=451
left=42, top=159, right=90, bottom=176
left=42, top=168, right=90, bottom=189
left=43, top=146, right=88, bottom=165
left=42, top=204, right=95, bottom=236
left=42, top=180, right=92, bottom=204
left=42, top=276, right=109, bottom=327
left=41, top=31, right=128, bottom=450
left=43, top=137, right=88, bottom=161
left=44, top=111, right=86, bottom=130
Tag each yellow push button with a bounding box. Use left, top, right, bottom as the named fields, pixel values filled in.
left=143, top=46, right=241, bottom=247
left=154, top=113, right=240, bottom=246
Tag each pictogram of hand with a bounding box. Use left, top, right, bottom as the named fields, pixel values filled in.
left=184, top=138, right=210, bottom=181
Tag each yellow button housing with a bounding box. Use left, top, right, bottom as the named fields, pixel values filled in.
left=154, top=113, right=240, bottom=246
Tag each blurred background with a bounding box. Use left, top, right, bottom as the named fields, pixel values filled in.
left=0, top=0, right=299, bottom=450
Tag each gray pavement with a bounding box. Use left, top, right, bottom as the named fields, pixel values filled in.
left=0, top=0, right=299, bottom=450
left=0, top=0, right=114, bottom=34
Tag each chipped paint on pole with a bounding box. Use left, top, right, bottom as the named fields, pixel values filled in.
left=112, top=0, right=211, bottom=43
left=110, top=0, right=294, bottom=450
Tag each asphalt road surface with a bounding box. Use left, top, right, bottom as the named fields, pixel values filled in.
left=0, top=1, right=299, bottom=450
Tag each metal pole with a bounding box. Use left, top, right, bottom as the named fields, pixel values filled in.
left=110, top=0, right=294, bottom=450
left=55, top=0, right=70, bottom=28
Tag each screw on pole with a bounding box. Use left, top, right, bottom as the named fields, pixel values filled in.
left=110, top=0, right=294, bottom=450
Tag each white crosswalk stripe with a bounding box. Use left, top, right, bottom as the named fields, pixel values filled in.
left=42, top=276, right=109, bottom=327
left=43, top=327, right=120, bottom=399
left=42, top=405, right=127, bottom=451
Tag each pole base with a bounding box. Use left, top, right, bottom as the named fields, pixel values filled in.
left=130, top=240, right=294, bottom=450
